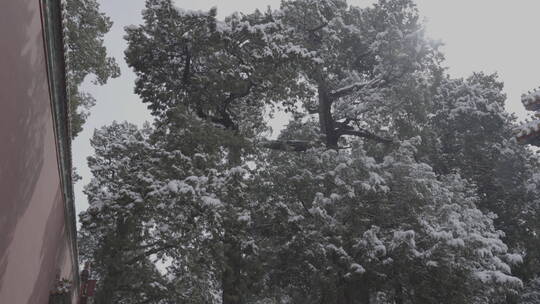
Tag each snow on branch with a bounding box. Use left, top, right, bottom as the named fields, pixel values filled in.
left=329, top=78, right=383, bottom=100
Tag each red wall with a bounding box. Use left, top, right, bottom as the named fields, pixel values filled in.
left=0, top=0, right=78, bottom=303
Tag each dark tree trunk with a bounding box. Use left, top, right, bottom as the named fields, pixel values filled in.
left=320, top=283, right=338, bottom=304
left=222, top=234, right=244, bottom=304
left=339, top=279, right=365, bottom=304
left=395, top=282, right=404, bottom=304
left=94, top=219, right=131, bottom=304
left=359, top=282, right=371, bottom=304
left=262, top=76, right=393, bottom=152
left=317, top=81, right=339, bottom=149
left=222, top=143, right=244, bottom=304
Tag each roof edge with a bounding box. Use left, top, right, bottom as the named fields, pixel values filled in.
left=40, top=0, right=80, bottom=289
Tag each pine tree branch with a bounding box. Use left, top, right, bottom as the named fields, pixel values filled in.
left=261, top=139, right=317, bottom=152
left=329, top=78, right=383, bottom=100
left=125, top=244, right=176, bottom=266
left=308, top=22, right=329, bottom=32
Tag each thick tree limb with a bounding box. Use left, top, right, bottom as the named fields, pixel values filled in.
left=308, top=22, right=329, bottom=32
left=338, top=128, right=394, bottom=144
left=261, top=130, right=392, bottom=151
left=182, top=46, right=191, bottom=84
left=125, top=243, right=176, bottom=266
left=329, top=78, right=383, bottom=100
left=195, top=80, right=256, bottom=131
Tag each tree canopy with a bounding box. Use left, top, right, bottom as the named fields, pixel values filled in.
left=66, top=0, right=120, bottom=137
left=78, top=0, right=540, bottom=303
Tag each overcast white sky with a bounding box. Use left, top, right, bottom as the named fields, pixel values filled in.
left=73, top=0, right=540, bottom=214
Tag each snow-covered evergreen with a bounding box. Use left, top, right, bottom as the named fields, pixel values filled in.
left=77, top=0, right=540, bottom=303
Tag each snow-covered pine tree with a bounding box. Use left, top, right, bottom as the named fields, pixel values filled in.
left=79, top=122, right=172, bottom=303
left=65, top=0, right=120, bottom=137
left=79, top=0, right=533, bottom=303
left=415, top=73, right=540, bottom=301
left=80, top=114, right=256, bottom=303
left=123, top=1, right=306, bottom=301
left=520, top=277, right=540, bottom=304
left=251, top=118, right=521, bottom=303
left=267, top=0, right=442, bottom=150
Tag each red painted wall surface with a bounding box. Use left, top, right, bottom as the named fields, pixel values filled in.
left=0, top=0, right=77, bottom=303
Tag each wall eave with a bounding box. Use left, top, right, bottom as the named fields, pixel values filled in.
left=40, top=0, right=80, bottom=290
